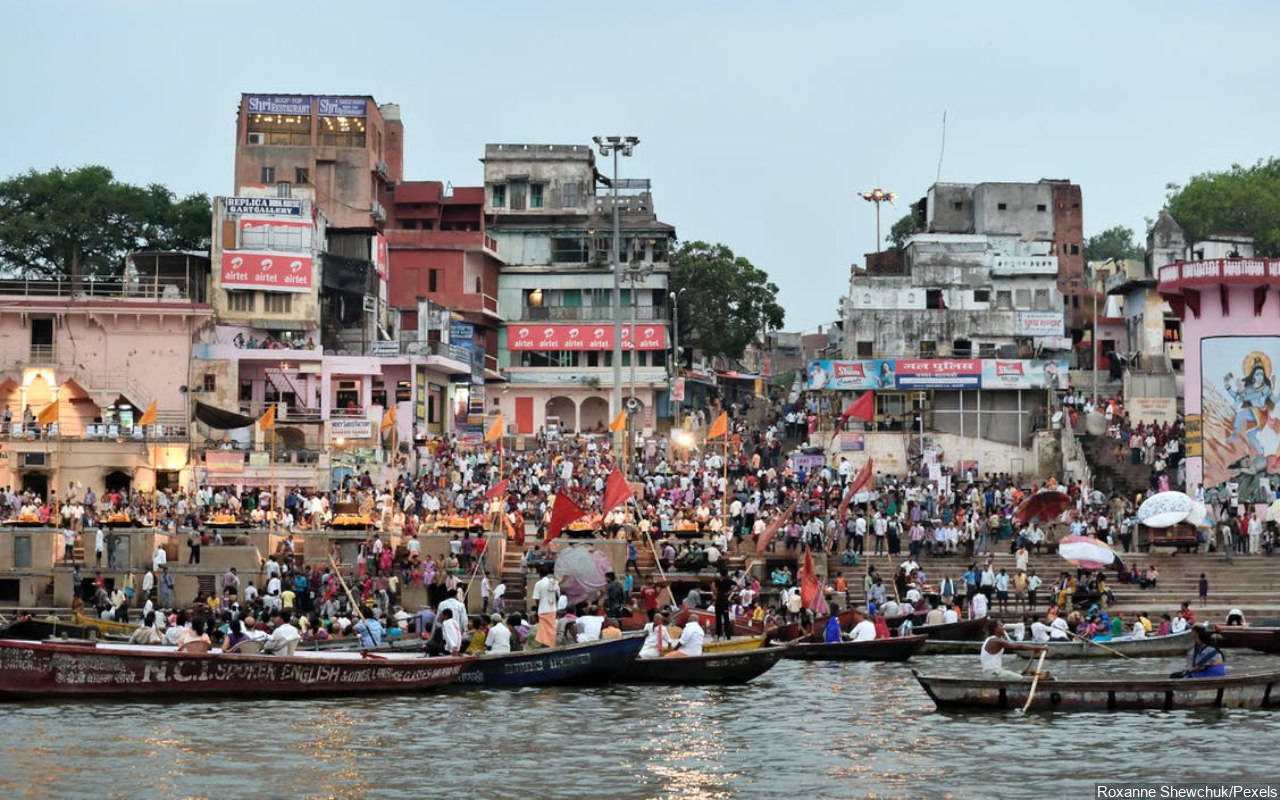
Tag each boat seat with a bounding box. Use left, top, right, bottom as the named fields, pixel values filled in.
left=226, top=640, right=262, bottom=655
left=178, top=640, right=212, bottom=654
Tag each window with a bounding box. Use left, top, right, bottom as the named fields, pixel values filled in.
left=1034, top=289, right=1051, bottom=310
left=925, top=289, right=945, bottom=309
left=551, top=238, right=588, bottom=263
left=509, top=180, right=527, bottom=210
left=264, top=293, right=292, bottom=314
left=13, top=536, right=30, bottom=569
left=996, top=290, right=1012, bottom=310
left=1015, top=288, right=1031, bottom=309
left=203, top=373, right=217, bottom=393
left=246, top=113, right=310, bottom=146
left=1070, top=244, right=1079, bottom=255
left=978, top=342, right=997, bottom=358
left=856, top=341, right=874, bottom=357
left=952, top=201, right=963, bottom=211
left=952, top=338, right=972, bottom=357
left=295, top=167, right=309, bottom=184
left=561, top=182, right=579, bottom=208
left=261, top=166, right=275, bottom=183
left=396, top=380, right=411, bottom=402
left=918, top=340, right=937, bottom=357
left=973, top=289, right=990, bottom=303
left=492, top=185, right=506, bottom=208
left=226, top=291, right=255, bottom=312
left=1036, top=204, right=1047, bottom=212
left=239, top=380, right=253, bottom=402
left=319, top=114, right=366, bottom=147
left=997, top=202, right=1007, bottom=210
left=529, top=183, right=543, bottom=208
left=428, top=269, right=438, bottom=293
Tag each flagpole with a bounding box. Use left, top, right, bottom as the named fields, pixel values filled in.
left=721, top=436, right=728, bottom=527
left=150, top=426, right=157, bottom=527
left=269, top=419, right=276, bottom=536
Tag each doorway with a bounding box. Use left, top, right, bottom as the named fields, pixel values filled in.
left=104, top=470, right=132, bottom=494
left=20, top=472, right=48, bottom=500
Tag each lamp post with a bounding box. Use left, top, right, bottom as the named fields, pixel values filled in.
left=670, top=287, right=687, bottom=426
left=592, top=135, right=639, bottom=454
left=860, top=188, right=898, bottom=251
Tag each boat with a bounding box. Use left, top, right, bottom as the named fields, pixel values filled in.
left=1213, top=626, right=1280, bottom=654
left=0, top=638, right=471, bottom=699
left=910, top=617, right=988, bottom=641
left=455, top=635, right=645, bottom=687
left=613, top=646, right=785, bottom=685
left=918, top=629, right=1194, bottom=659
left=72, top=612, right=140, bottom=638
left=784, top=634, right=927, bottom=662
left=912, top=668, right=1280, bottom=711
left=0, top=617, right=102, bottom=641
left=702, top=635, right=768, bottom=654
left=670, top=607, right=764, bottom=638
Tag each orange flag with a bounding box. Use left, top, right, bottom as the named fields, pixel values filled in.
left=381, top=405, right=396, bottom=432
left=484, top=414, right=504, bottom=443
left=609, top=410, right=627, bottom=433
left=602, top=466, right=631, bottom=514
left=258, top=405, right=275, bottom=431
left=707, top=411, right=728, bottom=440
left=36, top=403, right=59, bottom=425
left=544, top=493, right=588, bottom=544
left=138, top=400, right=157, bottom=427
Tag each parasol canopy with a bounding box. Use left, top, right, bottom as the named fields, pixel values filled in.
left=1015, top=489, right=1070, bottom=524
left=554, top=545, right=612, bottom=605
left=1136, top=491, right=1194, bottom=529
left=1267, top=500, right=1280, bottom=523
left=1057, top=534, right=1119, bottom=571
left=1186, top=501, right=1211, bottom=528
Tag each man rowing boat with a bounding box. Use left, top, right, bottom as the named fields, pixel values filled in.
left=980, top=619, right=1047, bottom=680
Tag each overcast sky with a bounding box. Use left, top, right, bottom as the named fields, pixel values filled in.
left=3, top=1, right=1277, bottom=331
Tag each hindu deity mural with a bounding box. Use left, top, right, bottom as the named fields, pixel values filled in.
left=1202, top=336, right=1280, bottom=503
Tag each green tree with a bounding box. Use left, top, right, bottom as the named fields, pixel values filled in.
left=887, top=212, right=916, bottom=249
left=1166, top=158, right=1280, bottom=256
left=1083, top=225, right=1144, bottom=263
left=0, top=165, right=210, bottom=279
left=670, top=241, right=785, bottom=360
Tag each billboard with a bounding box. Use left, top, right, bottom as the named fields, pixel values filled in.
left=1201, top=336, right=1280, bottom=500
left=317, top=96, right=367, bottom=117
left=331, top=419, right=374, bottom=439
left=839, top=432, right=865, bottom=451
left=224, top=197, right=304, bottom=217
left=506, top=324, right=667, bottom=351
left=220, top=251, right=313, bottom=293
left=806, top=359, right=895, bottom=391
left=895, top=359, right=981, bottom=389
left=1018, top=311, right=1065, bottom=337
left=1128, top=397, right=1177, bottom=426
left=980, top=359, right=1068, bottom=390
left=245, top=95, right=311, bottom=115
left=205, top=451, right=244, bottom=474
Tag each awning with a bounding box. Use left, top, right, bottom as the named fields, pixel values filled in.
left=194, top=401, right=257, bottom=430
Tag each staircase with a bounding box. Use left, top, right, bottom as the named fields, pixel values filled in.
left=1078, top=434, right=1152, bottom=497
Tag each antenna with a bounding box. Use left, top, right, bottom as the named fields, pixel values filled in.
left=936, top=110, right=947, bottom=182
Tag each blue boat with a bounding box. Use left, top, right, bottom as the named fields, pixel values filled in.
left=454, top=635, right=646, bottom=688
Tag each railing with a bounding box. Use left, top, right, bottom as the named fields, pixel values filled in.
left=3, top=421, right=190, bottom=441
left=0, top=276, right=198, bottom=300
left=195, top=447, right=324, bottom=466
left=28, top=344, right=55, bottom=363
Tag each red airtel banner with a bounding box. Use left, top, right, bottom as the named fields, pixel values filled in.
left=220, top=251, right=313, bottom=293
left=507, top=324, right=668, bottom=351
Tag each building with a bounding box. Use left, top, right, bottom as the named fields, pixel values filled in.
left=483, top=143, right=676, bottom=437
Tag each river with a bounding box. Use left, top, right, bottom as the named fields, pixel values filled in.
left=1, top=652, right=1278, bottom=799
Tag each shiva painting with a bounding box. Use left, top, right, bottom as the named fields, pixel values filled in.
left=1202, top=336, right=1280, bottom=503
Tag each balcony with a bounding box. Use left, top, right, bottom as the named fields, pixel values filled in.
left=523, top=305, right=667, bottom=322
left=4, top=418, right=190, bottom=442
left=0, top=275, right=203, bottom=302
left=28, top=344, right=55, bottom=364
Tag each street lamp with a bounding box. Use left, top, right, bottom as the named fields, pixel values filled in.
left=592, top=134, right=639, bottom=453
left=860, top=188, right=898, bottom=252
left=670, top=287, right=688, bottom=426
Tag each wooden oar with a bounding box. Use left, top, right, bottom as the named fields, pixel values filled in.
left=327, top=554, right=371, bottom=641
left=1067, top=629, right=1132, bottom=659
left=1020, top=649, right=1048, bottom=713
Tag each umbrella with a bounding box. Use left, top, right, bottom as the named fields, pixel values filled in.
left=1186, top=502, right=1211, bottom=528
left=1136, top=491, right=1194, bottom=529
left=1266, top=500, right=1280, bottom=523
left=1058, top=534, right=1119, bottom=571
left=1015, top=489, right=1070, bottom=524
left=554, top=545, right=612, bottom=605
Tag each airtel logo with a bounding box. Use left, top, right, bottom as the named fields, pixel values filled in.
left=644, top=327, right=655, bottom=338
left=260, top=258, right=274, bottom=271
left=518, top=327, right=530, bottom=338
left=593, top=328, right=605, bottom=339
left=230, top=257, right=244, bottom=268
left=543, top=328, right=555, bottom=338
left=289, top=260, right=303, bottom=273
left=621, top=327, right=631, bottom=338
left=568, top=328, right=580, bottom=338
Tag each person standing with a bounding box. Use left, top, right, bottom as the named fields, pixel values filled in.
left=530, top=567, right=559, bottom=649
left=1198, top=573, right=1209, bottom=607
left=713, top=567, right=733, bottom=640
left=1248, top=514, right=1262, bottom=555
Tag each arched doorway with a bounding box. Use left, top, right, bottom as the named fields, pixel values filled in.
left=545, top=396, right=576, bottom=433
left=104, top=470, right=132, bottom=494
left=579, top=396, right=609, bottom=433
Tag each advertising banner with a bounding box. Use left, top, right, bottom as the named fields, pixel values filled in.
left=331, top=419, right=374, bottom=439
left=506, top=324, right=667, bottom=351
left=1128, top=397, right=1177, bottom=426
left=317, top=96, right=367, bottom=117
left=895, top=359, right=981, bottom=389
left=205, top=451, right=244, bottom=474
left=806, top=359, right=895, bottom=391
left=246, top=95, right=311, bottom=115
left=224, top=197, right=304, bottom=217
left=839, top=432, right=865, bottom=451
left=1158, top=258, right=1280, bottom=290
left=671, top=377, right=686, bottom=403
left=980, top=359, right=1068, bottom=390
left=1018, top=311, right=1065, bottom=337
left=220, top=251, right=313, bottom=293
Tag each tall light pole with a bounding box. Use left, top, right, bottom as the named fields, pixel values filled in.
left=593, top=135, right=639, bottom=454
left=670, top=287, right=687, bottom=426
left=860, top=188, right=898, bottom=251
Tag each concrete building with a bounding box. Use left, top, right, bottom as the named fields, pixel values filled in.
left=483, top=143, right=676, bottom=436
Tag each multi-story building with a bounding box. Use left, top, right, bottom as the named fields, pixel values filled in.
left=483, top=143, right=676, bottom=436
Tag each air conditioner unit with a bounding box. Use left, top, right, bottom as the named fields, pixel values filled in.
left=247, top=132, right=265, bottom=145
left=362, top=296, right=377, bottom=312
left=370, top=200, right=387, bottom=223
left=376, top=160, right=389, bottom=180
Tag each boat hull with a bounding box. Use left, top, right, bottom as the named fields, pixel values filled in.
left=614, top=646, right=785, bottom=685
left=1214, top=626, right=1280, bottom=654
left=784, top=635, right=926, bottom=662
left=455, top=636, right=645, bottom=688
left=910, top=617, right=989, bottom=641
left=913, top=668, right=1280, bottom=711
left=702, top=636, right=766, bottom=654
left=0, top=639, right=469, bottom=699
left=919, top=630, right=1194, bottom=659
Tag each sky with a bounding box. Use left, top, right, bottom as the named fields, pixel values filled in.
left=2, top=1, right=1278, bottom=332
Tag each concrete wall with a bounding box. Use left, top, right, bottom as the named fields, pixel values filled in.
left=972, top=183, right=1054, bottom=238
left=483, top=144, right=596, bottom=215
left=930, top=389, right=1044, bottom=447
left=826, top=429, right=1052, bottom=481
left=926, top=183, right=975, bottom=233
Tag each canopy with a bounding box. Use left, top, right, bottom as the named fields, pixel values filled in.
left=194, top=401, right=256, bottom=430
left=1058, top=534, right=1119, bottom=572
left=1136, top=491, right=1194, bottom=529
left=1015, top=489, right=1070, bottom=524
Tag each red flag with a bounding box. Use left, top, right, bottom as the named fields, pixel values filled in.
left=544, top=493, right=587, bottom=544
left=832, top=391, right=875, bottom=441
left=799, top=545, right=828, bottom=615
left=838, top=458, right=874, bottom=523
left=484, top=478, right=509, bottom=500
left=602, top=466, right=631, bottom=514
left=754, top=494, right=800, bottom=557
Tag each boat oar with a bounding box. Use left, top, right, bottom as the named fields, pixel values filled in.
left=1020, top=649, right=1048, bottom=714
left=328, top=554, right=372, bottom=644
left=1067, top=629, right=1132, bottom=659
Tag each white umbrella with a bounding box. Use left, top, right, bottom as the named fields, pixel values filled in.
left=1058, top=534, right=1118, bottom=571
left=1137, top=491, right=1194, bottom=529
left=1266, top=500, right=1280, bottom=523
left=1186, top=502, right=1210, bottom=528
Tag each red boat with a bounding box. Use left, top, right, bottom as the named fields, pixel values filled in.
left=0, top=639, right=471, bottom=699
left=1214, top=626, right=1280, bottom=654
left=670, top=607, right=861, bottom=643
left=670, top=607, right=765, bottom=638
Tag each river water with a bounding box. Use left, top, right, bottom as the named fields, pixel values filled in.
left=2, top=652, right=1278, bottom=799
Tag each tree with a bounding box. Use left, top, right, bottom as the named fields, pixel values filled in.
left=1166, top=158, right=1280, bottom=256
left=0, top=166, right=211, bottom=279
left=669, top=241, right=785, bottom=361
left=1083, top=225, right=1144, bottom=263
left=887, top=213, right=917, bottom=249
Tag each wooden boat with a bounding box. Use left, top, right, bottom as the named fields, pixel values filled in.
left=0, top=618, right=100, bottom=641
left=72, top=612, right=140, bottom=638
left=910, top=616, right=988, bottom=641
left=613, top=645, right=784, bottom=685
left=1213, top=626, right=1280, bottom=654
left=0, top=638, right=470, bottom=699
left=785, top=634, right=926, bottom=662
left=703, top=635, right=768, bottom=654
left=912, top=668, right=1280, bottom=711
left=455, top=635, right=645, bottom=688
left=671, top=607, right=763, bottom=638
left=918, top=629, right=1194, bottom=659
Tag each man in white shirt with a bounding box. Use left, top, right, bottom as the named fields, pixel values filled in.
left=667, top=618, right=704, bottom=656
left=1049, top=615, right=1070, bottom=640
left=1029, top=619, right=1053, bottom=642
left=492, top=581, right=506, bottom=614
left=530, top=569, right=560, bottom=648
left=639, top=613, right=671, bottom=658
left=849, top=609, right=877, bottom=642
left=152, top=544, right=167, bottom=574
left=969, top=591, right=989, bottom=619
left=576, top=607, right=605, bottom=643
left=264, top=611, right=300, bottom=655
left=438, top=588, right=468, bottom=635
left=485, top=614, right=512, bottom=653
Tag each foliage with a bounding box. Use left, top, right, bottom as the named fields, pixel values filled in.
left=670, top=241, right=786, bottom=360
left=0, top=166, right=210, bottom=278
left=887, top=213, right=917, bottom=249
left=1083, top=225, right=1144, bottom=263
left=1166, top=158, right=1280, bottom=256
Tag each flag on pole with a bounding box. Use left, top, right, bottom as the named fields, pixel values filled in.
left=832, top=391, right=875, bottom=441
left=381, top=405, right=396, bottom=432
left=838, top=458, right=875, bottom=523
left=484, top=414, right=504, bottom=443
left=484, top=478, right=509, bottom=500
left=755, top=493, right=801, bottom=557
left=138, top=400, right=157, bottom=427
left=707, top=411, right=728, bottom=440
left=258, top=405, right=275, bottom=431
left=36, top=403, right=59, bottom=425
left=602, top=466, right=631, bottom=514
left=544, top=493, right=588, bottom=544
left=609, top=410, right=627, bottom=433
left=799, top=544, right=829, bottom=615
